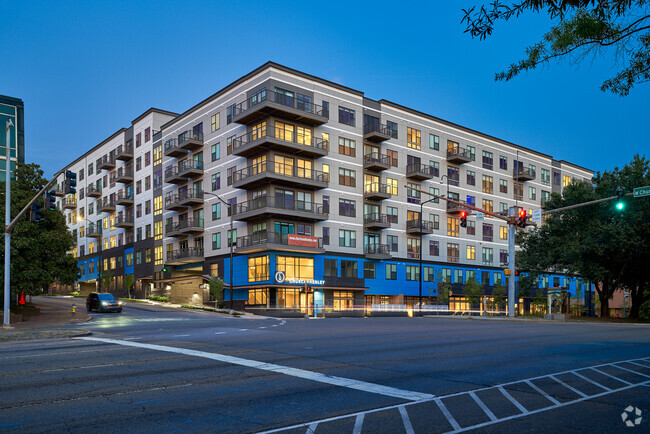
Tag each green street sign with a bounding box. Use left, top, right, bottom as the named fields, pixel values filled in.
left=634, top=186, right=650, bottom=198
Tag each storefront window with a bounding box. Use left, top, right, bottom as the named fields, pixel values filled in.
left=276, top=256, right=314, bottom=280
left=248, top=255, right=269, bottom=282
left=277, top=288, right=300, bottom=308
left=247, top=289, right=268, bottom=306
left=333, top=291, right=354, bottom=310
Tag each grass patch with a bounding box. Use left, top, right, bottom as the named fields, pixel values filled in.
left=148, top=295, right=169, bottom=303
left=119, top=298, right=148, bottom=303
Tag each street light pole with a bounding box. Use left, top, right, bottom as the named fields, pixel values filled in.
left=418, top=196, right=436, bottom=312
left=204, top=192, right=234, bottom=312
left=3, top=119, right=13, bottom=328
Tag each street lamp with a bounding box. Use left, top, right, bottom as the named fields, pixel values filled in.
left=439, top=174, right=449, bottom=198
left=203, top=191, right=234, bottom=312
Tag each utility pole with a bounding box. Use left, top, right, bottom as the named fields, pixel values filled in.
left=3, top=119, right=13, bottom=328
left=507, top=207, right=517, bottom=317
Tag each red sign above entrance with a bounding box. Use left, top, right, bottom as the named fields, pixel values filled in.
left=288, top=234, right=319, bottom=248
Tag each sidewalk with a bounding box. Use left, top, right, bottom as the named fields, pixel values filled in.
left=0, top=299, right=92, bottom=341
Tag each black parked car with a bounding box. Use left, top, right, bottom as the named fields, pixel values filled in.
left=86, top=293, right=123, bottom=313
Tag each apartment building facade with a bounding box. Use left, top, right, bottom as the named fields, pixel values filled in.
left=58, top=63, right=594, bottom=311
left=0, top=95, right=25, bottom=180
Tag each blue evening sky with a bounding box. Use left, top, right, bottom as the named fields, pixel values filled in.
left=1, top=0, right=647, bottom=178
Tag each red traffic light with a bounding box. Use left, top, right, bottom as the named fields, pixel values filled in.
left=518, top=209, right=527, bottom=218
left=459, top=210, right=467, bottom=218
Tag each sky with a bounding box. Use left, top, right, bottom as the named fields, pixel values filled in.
left=1, top=0, right=648, bottom=178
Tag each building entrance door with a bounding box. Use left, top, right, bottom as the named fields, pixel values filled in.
left=300, top=293, right=314, bottom=316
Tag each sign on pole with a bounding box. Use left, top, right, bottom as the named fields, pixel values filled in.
left=633, top=186, right=650, bottom=198
left=476, top=211, right=484, bottom=221
left=532, top=208, right=542, bottom=223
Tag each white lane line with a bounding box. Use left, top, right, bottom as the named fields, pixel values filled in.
left=259, top=327, right=267, bottom=329
left=628, top=360, right=650, bottom=369
left=498, top=386, right=528, bottom=414
left=613, top=363, right=650, bottom=378
left=398, top=405, right=415, bottom=434
left=172, top=335, right=190, bottom=337
left=453, top=380, right=650, bottom=433
left=40, top=362, right=129, bottom=373
left=549, top=375, right=588, bottom=398
left=436, top=398, right=461, bottom=431
left=469, top=391, right=497, bottom=421
left=353, top=414, right=364, bottom=434
left=571, top=370, right=611, bottom=391
left=271, top=325, right=278, bottom=327
left=239, top=329, right=249, bottom=332
left=306, top=422, right=318, bottom=433
left=214, top=332, right=226, bottom=335
left=590, top=367, right=633, bottom=385
left=123, top=337, right=142, bottom=341
left=76, top=337, right=434, bottom=401
left=524, top=380, right=560, bottom=406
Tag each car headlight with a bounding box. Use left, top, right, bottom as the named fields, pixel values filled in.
left=118, top=301, right=123, bottom=305
left=101, top=301, right=107, bottom=306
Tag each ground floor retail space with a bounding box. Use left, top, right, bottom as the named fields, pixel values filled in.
left=245, top=285, right=365, bottom=316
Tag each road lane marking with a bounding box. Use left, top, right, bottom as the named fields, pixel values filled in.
left=524, top=380, right=560, bottom=405
left=398, top=405, right=415, bottom=434
left=436, top=398, right=461, bottom=431
left=590, top=367, right=633, bottom=385
left=498, top=386, right=527, bottom=413
left=259, top=327, right=267, bottom=329
left=306, top=422, right=318, bottom=433
left=549, top=375, right=588, bottom=398
left=613, top=363, right=650, bottom=378
left=76, top=337, right=435, bottom=401
left=352, top=414, right=364, bottom=434
left=214, top=332, right=226, bottom=335
left=239, top=329, right=249, bottom=331
left=172, top=335, right=190, bottom=337
left=571, top=370, right=611, bottom=391
left=469, top=391, right=497, bottom=421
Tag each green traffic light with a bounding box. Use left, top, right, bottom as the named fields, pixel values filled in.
left=616, top=201, right=624, bottom=211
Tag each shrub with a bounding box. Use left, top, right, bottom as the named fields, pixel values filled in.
left=148, top=295, right=169, bottom=303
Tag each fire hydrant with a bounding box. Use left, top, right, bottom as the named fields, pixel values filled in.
left=72, top=303, right=76, bottom=314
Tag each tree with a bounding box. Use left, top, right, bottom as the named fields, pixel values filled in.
left=208, top=276, right=224, bottom=301
left=462, top=1, right=650, bottom=95
left=102, top=270, right=114, bottom=293
left=0, top=163, right=78, bottom=308
left=464, top=275, right=484, bottom=308
left=427, top=270, right=452, bottom=305
left=516, top=155, right=650, bottom=318
left=124, top=274, right=135, bottom=299
left=491, top=283, right=507, bottom=312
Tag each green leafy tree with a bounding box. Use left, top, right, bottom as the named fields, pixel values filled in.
left=427, top=269, right=452, bottom=305
left=124, top=274, right=135, bottom=298
left=491, top=283, right=507, bottom=312
left=464, top=274, right=484, bottom=308
left=102, top=270, right=114, bottom=293
left=0, top=163, right=78, bottom=307
left=209, top=276, right=224, bottom=301
left=462, top=1, right=650, bottom=95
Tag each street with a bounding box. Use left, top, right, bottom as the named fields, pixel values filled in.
left=0, top=297, right=648, bottom=433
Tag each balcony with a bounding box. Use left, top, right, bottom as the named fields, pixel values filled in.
left=236, top=231, right=325, bottom=254
left=166, top=218, right=204, bottom=237
left=365, top=244, right=391, bottom=260
left=232, top=89, right=328, bottom=126
left=86, top=223, right=102, bottom=238
left=233, top=162, right=329, bottom=190
left=406, top=163, right=434, bottom=181
left=115, top=165, right=133, bottom=183
left=406, top=219, right=434, bottom=235
left=62, top=197, right=76, bottom=209
left=231, top=126, right=329, bottom=158
left=446, top=201, right=469, bottom=215
left=446, top=147, right=472, bottom=165
left=86, top=184, right=102, bottom=198
left=177, top=130, right=204, bottom=151
left=163, top=138, right=188, bottom=158
left=363, top=153, right=391, bottom=172
left=164, top=193, right=184, bottom=211
left=363, top=213, right=391, bottom=230
left=165, top=160, right=203, bottom=184
left=52, top=184, right=66, bottom=197
left=514, top=167, right=536, bottom=181
left=96, top=155, right=116, bottom=171
left=363, top=123, right=392, bottom=142
left=179, top=189, right=204, bottom=207
left=166, top=248, right=205, bottom=265
left=115, top=144, right=134, bottom=161
left=116, top=189, right=134, bottom=206
left=97, top=198, right=116, bottom=213
left=233, top=196, right=328, bottom=222
left=364, top=183, right=392, bottom=201
left=115, top=215, right=134, bottom=228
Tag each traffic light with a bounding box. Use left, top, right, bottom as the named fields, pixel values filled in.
left=30, top=202, right=42, bottom=222
left=65, top=170, right=77, bottom=194
left=615, top=187, right=625, bottom=211
left=45, top=190, right=56, bottom=211
left=517, top=209, right=527, bottom=228
left=459, top=210, right=468, bottom=228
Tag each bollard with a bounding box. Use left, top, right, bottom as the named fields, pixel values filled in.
left=72, top=303, right=76, bottom=314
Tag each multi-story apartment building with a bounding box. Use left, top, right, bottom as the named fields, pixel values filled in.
left=0, top=95, right=25, bottom=180
left=56, top=63, right=593, bottom=312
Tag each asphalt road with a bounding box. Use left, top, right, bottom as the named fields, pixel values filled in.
left=0, top=297, right=648, bottom=433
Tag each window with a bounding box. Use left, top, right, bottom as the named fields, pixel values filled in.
left=429, top=134, right=439, bottom=150
left=466, top=170, right=475, bottom=186
left=338, top=106, right=355, bottom=126
left=386, top=206, right=398, bottom=223
left=424, top=267, right=434, bottom=282
left=387, top=235, right=398, bottom=252
left=467, top=245, right=476, bottom=260
left=211, top=143, right=220, bottom=161
left=541, top=168, right=550, bottom=186
left=136, top=157, right=142, bottom=171
left=153, top=145, right=162, bottom=166
left=341, top=260, right=358, bottom=278
left=514, top=182, right=523, bottom=200
left=482, top=151, right=493, bottom=170
left=145, top=248, right=152, bottom=263
left=499, top=179, right=508, bottom=194
left=407, top=182, right=420, bottom=204
left=212, top=173, right=221, bottom=190
left=529, top=186, right=537, bottom=200
left=145, top=151, right=150, bottom=167
left=154, top=196, right=162, bottom=216
left=226, top=135, right=234, bottom=155
left=136, top=133, right=141, bottom=148
left=499, top=155, right=508, bottom=170
left=429, top=161, right=440, bottom=177
left=88, top=163, right=93, bottom=176
left=338, top=168, right=356, bottom=187
left=447, top=243, right=460, bottom=263
left=430, top=240, right=439, bottom=256
left=323, top=227, right=329, bottom=245
left=212, top=203, right=221, bottom=220
left=339, top=229, right=356, bottom=247
left=364, top=262, right=376, bottom=279
left=386, top=178, right=398, bottom=195
left=500, top=226, right=508, bottom=240
left=338, top=137, right=356, bottom=157
left=211, top=113, right=220, bottom=132
left=447, top=217, right=459, bottom=237
left=324, top=259, right=337, bottom=277
left=500, top=249, right=508, bottom=265
left=227, top=166, right=235, bottom=186
left=339, top=199, right=356, bottom=217
left=563, top=175, right=571, bottom=187
left=482, top=199, right=493, bottom=213
left=386, top=149, right=398, bottom=166
left=211, top=232, right=221, bottom=250
left=407, top=127, right=421, bottom=150
left=276, top=256, right=314, bottom=280
left=407, top=237, right=420, bottom=259
left=553, top=171, right=561, bottom=185
left=541, top=190, right=551, bottom=205
left=483, top=223, right=493, bottom=242
left=246, top=255, right=269, bottom=282
left=226, top=104, right=234, bottom=124
left=430, top=214, right=440, bottom=230
left=454, top=269, right=463, bottom=284
left=482, top=175, right=493, bottom=194
left=482, top=247, right=494, bottom=266
left=406, top=265, right=420, bottom=281
left=386, top=120, right=398, bottom=138
left=227, top=228, right=237, bottom=247
left=386, top=264, right=397, bottom=280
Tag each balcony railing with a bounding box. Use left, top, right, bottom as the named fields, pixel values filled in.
left=363, top=123, right=392, bottom=142
left=166, top=218, right=204, bottom=234
left=116, top=165, right=133, bottom=182
left=363, top=213, right=391, bottom=226
left=62, top=197, right=77, bottom=209
left=446, top=146, right=472, bottom=164
left=514, top=167, right=536, bottom=181
left=115, top=144, right=134, bottom=160
left=96, top=155, right=116, bottom=170
left=233, top=196, right=328, bottom=219
left=363, top=152, right=393, bottom=168
left=364, top=244, right=391, bottom=256
left=168, top=248, right=204, bottom=261
left=231, top=125, right=329, bottom=156
left=232, top=161, right=329, bottom=186
left=232, top=89, right=328, bottom=124
left=86, top=184, right=102, bottom=197
left=406, top=219, right=434, bottom=232
left=178, top=159, right=203, bottom=175
left=177, top=130, right=204, bottom=150
left=406, top=163, right=434, bottom=178
left=86, top=223, right=102, bottom=238
left=97, top=198, right=116, bottom=212
left=364, top=183, right=392, bottom=199
left=116, top=189, right=134, bottom=204
left=236, top=231, right=324, bottom=250
left=115, top=215, right=134, bottom=226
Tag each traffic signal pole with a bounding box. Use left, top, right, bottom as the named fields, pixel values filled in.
left=508, top=207, right=517, bottom=317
